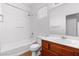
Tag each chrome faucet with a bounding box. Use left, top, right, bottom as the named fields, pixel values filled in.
left=61, top=36, right=67, bottom=39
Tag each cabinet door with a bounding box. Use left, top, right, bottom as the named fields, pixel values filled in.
left=42, top=48, right=58, bottom=56
left=50, top=42, right=74, bottom=56
left=42, top=48, right=49, bottom=56
left=61, top=48, right=74, bottom=56
left=75, top=52, right=79, bottom=56
left=42, top=40, right=49, bottom=49
left=47, top=50, right=59, bottom=56
left=74, top=50, right=79, bottom=56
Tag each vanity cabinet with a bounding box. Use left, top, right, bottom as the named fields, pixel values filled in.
left=41, top=40, right=79, bottom=56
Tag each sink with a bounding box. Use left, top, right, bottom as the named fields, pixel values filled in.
left=46, top=36, right=61, bottom=40
left=56, top=39, right=71, bottom=44
left=58, top=39, right=79, bottom=46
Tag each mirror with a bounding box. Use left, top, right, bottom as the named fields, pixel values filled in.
left=49, top=13, right=79, bottom=36
left=66, top=13, right=79, bottom=36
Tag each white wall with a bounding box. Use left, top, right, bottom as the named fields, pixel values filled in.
left=30, top=4, right=49, bottom=36
left=0, top=3, right=35, bottom=55
left=49, top=3, right=79, bottom=35
left=31, top=15, right=49, bottom=36
left=0, top=4, right=2, bottom=53
left=0, top=4, right=2, bottom=14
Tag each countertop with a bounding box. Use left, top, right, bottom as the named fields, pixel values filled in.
left=37, top=35, right=79, bottom=49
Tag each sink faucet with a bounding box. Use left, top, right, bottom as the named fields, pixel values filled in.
left=61, top=36, right=67, bottom=39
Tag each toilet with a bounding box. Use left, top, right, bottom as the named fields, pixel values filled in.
left=30, top=43, right=41, bottom=56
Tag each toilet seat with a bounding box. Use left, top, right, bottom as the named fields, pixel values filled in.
left=30, top=44, right=40, bottom=49
left=30, top=43, right=41, bottom=52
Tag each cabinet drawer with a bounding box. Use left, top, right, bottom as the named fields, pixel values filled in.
left=42, top=48, right=48, bottom=56
left=42, top=40, right=49, bottom=49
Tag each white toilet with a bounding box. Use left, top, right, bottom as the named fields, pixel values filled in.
left=30, top=43, right=41, bottom=56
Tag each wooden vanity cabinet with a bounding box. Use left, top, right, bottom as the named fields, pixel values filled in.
left=42, top=40, right=49, bottom=49
left=41, top=40, right=79, bottom=56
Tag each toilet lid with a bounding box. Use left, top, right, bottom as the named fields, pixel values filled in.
left=30, top=44, right=40, bottom=48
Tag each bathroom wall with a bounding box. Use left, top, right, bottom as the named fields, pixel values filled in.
left=30, top=4, right=49, bottom=36
left=0, top=4, right=2, bottom=53
left=0, top=4, right=2, bottom=14
left=49, top=3, right=79, bottom=35
left=0, top=3, right=35, bottom=55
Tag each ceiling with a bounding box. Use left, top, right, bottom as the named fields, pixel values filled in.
left=24, top=3, right=63, bottom=14
left=28, top=3, right=63, bottom=11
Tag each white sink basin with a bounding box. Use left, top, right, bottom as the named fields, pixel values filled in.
left=46, top=36, right=61, bottom=40
left=56, top=39, right=71, bottom=44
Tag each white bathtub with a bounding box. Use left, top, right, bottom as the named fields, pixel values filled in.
left=0, top=40, right=36, bottom=56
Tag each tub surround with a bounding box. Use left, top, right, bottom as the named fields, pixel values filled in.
left=0, top=3, right=32, bottom=56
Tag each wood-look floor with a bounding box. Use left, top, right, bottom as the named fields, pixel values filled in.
left=20, top=51, right=32, bottom=56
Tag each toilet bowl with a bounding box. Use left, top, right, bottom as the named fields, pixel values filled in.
left=30, top=43, right=41, bottom=56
